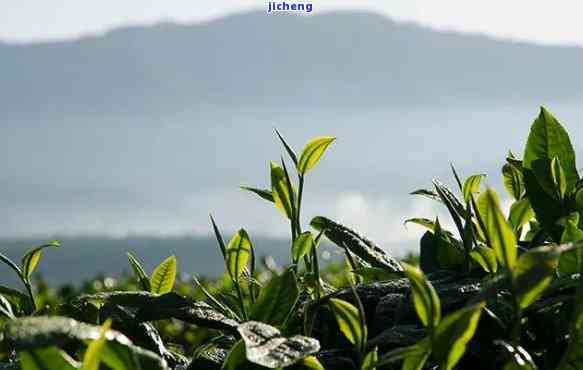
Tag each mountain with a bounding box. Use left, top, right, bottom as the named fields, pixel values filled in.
left=0, top=10, right=582, bottom=251
left=2, top=11, right=583, bottom=120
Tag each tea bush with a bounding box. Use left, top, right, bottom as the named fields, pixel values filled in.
left=2, top=107, right=583, bottom=369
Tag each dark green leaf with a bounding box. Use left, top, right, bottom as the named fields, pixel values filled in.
left=404, top=218, right=436, bottom=232
left=470, top=245, right=498, bottom=273
left=503, top=163, right=525, bottom=200
left=241, top=186, right=275, bottom=203
left=250, top=268, right=299, bottom=326
left=310, top=216, right=402, bottom=272
left=559, top=218, right=583, bottom=276
left=275, top=128, right=299, bottom=166
left=523, top=107, right=578, bottom=193
left=210, top=214, right=228, bottom=260
left=127, top=252, right=151, bottom=291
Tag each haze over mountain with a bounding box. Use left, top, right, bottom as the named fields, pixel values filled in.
left=1, top=10, right=583, bottom=265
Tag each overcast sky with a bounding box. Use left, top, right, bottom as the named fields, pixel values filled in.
left=1, top=0, right=583, bottom=45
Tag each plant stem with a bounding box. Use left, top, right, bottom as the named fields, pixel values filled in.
left=296, top=175, right=305, bottom=234
left=24, top=281, right=36, bottom=314
left=234, top=281, right=248, bottom=320
left=511, top=295, right=522, bottom=345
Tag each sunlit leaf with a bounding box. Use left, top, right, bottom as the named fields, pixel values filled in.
left=225, top=229, right=252, bottom=282
left=503, top=162, right=525, bottom=200
left=470, top=245, right=498, bottom=273
left=271, top=161, right=295, bottom=219
left=477, top=188, right=517, bottom=270
left=81, top=319, right=112, bottom=370
left=463, top=174, right=486, bottom=202
left=551, top=156, right=568, bottom=199
left=21, top=241, right=60, bottom=281
left=509, top=198, right=535, bottom=233
left=432, top=303, right=484, bottom=370
left=20, top=347, right=79, bottom=370
left=297, top=136, right=335, bottom=175
left=513, top=245, right=560, bottom=309
left=328, top=298, right=366, bottom=347
left=241, top=186, right=275, bottom=203
left=150, top=255, right=177, bottom=294
left=292, top=231, right=314, bottom=263
left=402, top=262, right=441, bottom=328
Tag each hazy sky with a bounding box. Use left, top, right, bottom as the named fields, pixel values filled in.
left=1, top=0, right=583, bottom=45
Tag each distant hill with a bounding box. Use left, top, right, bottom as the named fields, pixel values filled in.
left=1, top=11, right=583, bottom=120
left=1, top=11, right=583, bottom=244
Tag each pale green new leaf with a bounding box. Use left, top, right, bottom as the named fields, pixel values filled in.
left=297, top=136, right=335, bottom=175
left=508, top=198, right=535, bottom=233
left=328, top=298, right=366, bottom=347
left=150, top=255, right=177, bottom=294
left=470, top=245, right=498, bottom=273
left=270, top=161, right=295, bottom=219
left=432, top=303, right=485, bottom=370
left=402, top=262, right=441, bottom=328
left=225, top=229, right=252, bottom=282
left=361, top=347, right=378, bottom=370
left=513, top=245, right=560, bottom=309
left=301, top=356, right=326, bottom=370
left=20, top=347, right=79, bottom=370
left=463, top=174, right=485, bottom=201
left=551, top=156, right=568, bottom=199
left=292, top=231, right=314, bottom=263
left=82, top=319, right=112, bottom=370
left=502, top=162, right=525, bottom=200
left=21, top=241, right=60, bottom=281
left=559, top=218, right=583, bottom=276
left=477, top=188, right=517, bottom=270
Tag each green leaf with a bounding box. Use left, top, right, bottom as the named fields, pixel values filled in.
left=275, top=128, right=299, bottom=166
left=237, top=321, right=320, bottom=368
left=361, top=347, right=378, bottom=370
left=0, top=294, right=15, bottom=319
left=271, top=161, right=295, bottom=220
left=297, top=136, right=335, bottom=175
left=523, top=106, right=579, bottom=193
left=463, top=174, right=486, bottom=202
left=310, top=216, right=402, bottom=272
left=241, top=186, right=275, bottom=203
left=508, top=198, right=535, bottom=233
left=375, top=339, right=430, bottom=369
left=0, top=285, right=32, bottom=315
left=127, top=252, right=151, bottom=291
left=225, top=229, right=252, bottom=282
left=476, top=188, right=517, bottom=270
left=82, top=319, right=112, bottom=370
left=512, top=245, right=560, bottom=309
left=149, top=255, right=177, bottom=294
left=559, top=218, right=583, bottom=276
left=292, top=232, right=315, bottom=263
left=20, top=347, right=79, bottom=370
left=552, top=156, right=568, bottom=199
left=21, top=241, right=60, bottom=281
left=470, top=245, right=498, bottom=273
left=432, top=302, right=484, bottom=370
left=402, top=262, right=441, bottom=328
left=433, top=179, right=465, bottom=238
left=328, top=298, right=366, bottom=347
left=300, top=356, right=326, bottom=370
left=222, top=340, right=247, bottom=370
left=250, top=268, right=299, bottom=326
left=210, top=214, right=228, bottom=260
left=404, top=218, right=436, bottom=232
left=502, top=162, right=525, bottom=200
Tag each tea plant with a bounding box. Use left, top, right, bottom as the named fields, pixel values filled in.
left=1, top=107, right=583, bottom=369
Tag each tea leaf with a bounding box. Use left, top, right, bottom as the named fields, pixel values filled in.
left=470, top=245, right=498, bottom=273
left=513, top=245, right=560, bottom=309
left=523, top=107, right=578, bottom=193
left=127, top=252, right=151, bottom=291
left=271, top=161, right=295, bottom=219
left=292, top=231, right=314, bottom=263
left=300, top=355, right=326, bottom=370
left=275, top=128, right=299, bottom=166
left=551, top=156, right=568, bottom=199
left=503, top=162, right=525, bottom=200
left=432, top=303, right=484, bottom=370
left=508, top=198, right=535, bottom=232
left=221, top=340, right=247, bottom=370
left=328, top=298, right=366, bottom=347
left=0, top=294, right=15, bottom=319
left=311, top=216, right=402, bottom=272
left=82, top=319, right=112, bottom=370
left=297, top=136, right=335, bottom=175
left=226, top=229, right=252, bottom=282
left=21, top=241, right=60, bottom=281
left=558, top=218, right=583, bottom=276
left=237, top=321, right=320, bottom=368
left=463, top=174, right=486, bottom=201
left=404, top=218, right=436, bottom=232
left=402, top=262, right=441, bottom=328
left=20, top=347, right=79, bottom=370
left=250, top=268, right=299, bottom=326
left=361, top=347, right=378, bottom=370
left=240, top=186, right=275, bottom=203
left=150, top=255, right=176, bottom=294
left=477, top=188, right=517, bottom=270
